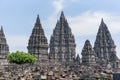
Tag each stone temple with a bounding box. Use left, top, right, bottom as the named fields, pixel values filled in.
left=0, top=26, right=9, bottom=65
left=27, top=15, right=48, bottom=60
left=49, top=12, right=76, bottom=63
left=94, top=19, right=119, bottom=68
left=81, top=40, right=96, bottom=66
left=0, top=26, right=9, bottom=57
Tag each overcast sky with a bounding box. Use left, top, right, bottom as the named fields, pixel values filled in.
left=0, top=0, right=120, bottom=58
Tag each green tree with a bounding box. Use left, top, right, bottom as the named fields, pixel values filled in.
left=7, top=51, right=36, bottom=64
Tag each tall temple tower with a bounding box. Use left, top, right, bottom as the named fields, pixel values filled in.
left=94, top=19, right=118, bottom=67
left=49, top=11, right=76, bottom=63
left=81, top=40, right=96, bottom=66
left=27, top=15, right=48, bottom=60
left=0, top=26, right=9, bottom=56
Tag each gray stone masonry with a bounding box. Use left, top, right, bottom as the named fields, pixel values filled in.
left=94, top=19, right=119, bottom=68
left=27, top=15, right=48, bottom=60
left=0, top=26, right=9, bottom=56
left=81, top=40, right=96, bottom=66
left=49, top=11, right=76, bottom=63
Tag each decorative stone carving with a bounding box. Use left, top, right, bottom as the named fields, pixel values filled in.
left=49, top=11, right=76, bottom=63
left=94, top=19, right=119, bottom=68
left=27, top=15, right=48, bottom=60
left=0, top=26, right=9, bottom=58
left=81, top=40, right=96, bottom=66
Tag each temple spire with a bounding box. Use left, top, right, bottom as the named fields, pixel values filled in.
left=60, top=11, right=66, bottom=21
left=49, top=12, right=76, bottom=63
left=101, top=18, right=104, bottom=23
left=27, top=15, right=48, bottom=60
left=94, top=19, right=117, bottom=68
left=0, top=26, right=5, bottom=37
left=99, top=18, right=108, bottom=30
left=35, top=14, right=41, bottom=25
left=0, top=26, right=9, bottom=56
left=60, top=11, right=65, bottom=18
left=81, top=40, right=96, bottom=66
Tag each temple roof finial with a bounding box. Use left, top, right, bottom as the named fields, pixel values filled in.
left=99, top=18, right=109, bottom=31
left=1, top=25, right=3, bottom=31
left=86, top=39, right=90, bottom=43
left=101, top=18, right=104, bottom=24
left=60, top=11, right=65, bottom=19
left=36, top=14, right=40, bottom=24
left=0, top=25, right=5, bottom=36
left=61, top=11, right=64, bottom=16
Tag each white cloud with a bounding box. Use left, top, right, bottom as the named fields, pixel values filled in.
left=53, top=0, right=64, bottom=15
left=7, top=35, right=29, bottom=52
left=67, top=11, right=120, bottom=36
left=52, top=0, right=79, bottom=15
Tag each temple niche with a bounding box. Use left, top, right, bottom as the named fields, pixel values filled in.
left=27, top=15, right=48, bottom=61
left=49, top=11, right=76, bottom=63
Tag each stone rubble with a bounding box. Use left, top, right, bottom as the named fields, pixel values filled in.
left=0, top=62, right=113, bottom=80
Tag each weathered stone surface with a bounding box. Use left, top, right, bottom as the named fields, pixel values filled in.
left=0, top=62, right=113, bottom=80
left=0, top=26, right=9, bottom=65
left=27, top=15, right=48, bottom=60
left=81, top=40, right=96, bottom=66
left=0, top=26, right=9, bottom=56
left=49, top=11, right=76, bottom=63
left=94, top=19, right=119, bottom=68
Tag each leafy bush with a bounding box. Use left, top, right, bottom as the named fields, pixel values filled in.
left=7, top=51, right=36, bottom=64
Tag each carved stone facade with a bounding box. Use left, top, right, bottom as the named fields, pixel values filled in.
left=27, top=15, right=48, bottom=60
left=81, top=40, right=96, bottom=66
left=0, top=26, right=9, bottom=65
left=94, top=19, right=119, bottom=68
left=49, top=12, right=76, bottom=63
left=0, top=26, right=9, bottom=58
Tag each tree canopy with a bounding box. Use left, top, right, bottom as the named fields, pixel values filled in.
left=7, top=51, right=36, bottom=64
